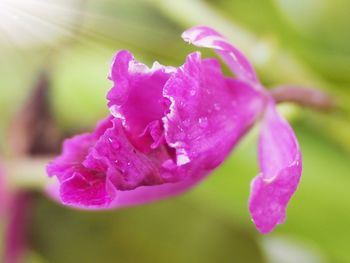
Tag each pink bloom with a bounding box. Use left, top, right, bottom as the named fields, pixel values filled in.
left=47, top=26, right=302, bottom=234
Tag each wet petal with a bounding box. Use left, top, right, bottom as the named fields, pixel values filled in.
left=107, top=50, right=175, bottom=150
left=163, top=52, right=264, bottom=169
left=182, top=26, right=258, bottom=84
left=47, top=115, right=199, bottom=209
left=46, top=116, right=114, bottom=208
left=84, top=119, right=174, bottom=191
left=249, top=102, right=302, bottom=234
left=87, top=120, right=210, bottom=209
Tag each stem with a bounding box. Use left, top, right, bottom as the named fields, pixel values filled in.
left=270, top=86, right=336, bottom=112
left=4, top=157, right=51, bottom=190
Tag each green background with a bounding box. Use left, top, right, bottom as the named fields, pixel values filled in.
left=0, top=0, right=349, bottom=262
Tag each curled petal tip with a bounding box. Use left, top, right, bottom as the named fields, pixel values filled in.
left=249, top=102, right=302, bottom=233
left=182, top=26, right=258, bottom=83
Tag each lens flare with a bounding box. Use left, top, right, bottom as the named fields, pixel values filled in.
left=0, top=0, right=82, bottom=47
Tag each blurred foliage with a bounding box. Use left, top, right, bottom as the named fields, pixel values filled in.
left=192, top=122, right=350, bottom=262
left=29, top=194, right=265, bottom=263
left=0, top=0, right=349, bottom=262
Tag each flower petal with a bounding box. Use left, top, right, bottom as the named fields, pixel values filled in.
left=163, top=52, right=264, bottom=169
left=47, top=115, right=199, bottom=209
left=182, top=26, right=258, bottom=84
left=46, top=117, right=114, bottom=208
left=249, top=102, right=302, bottom=234
left=107, top=50, right=175, bottom=151
left=84, top=119, right=176, bottom=191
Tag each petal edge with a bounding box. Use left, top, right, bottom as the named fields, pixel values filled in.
left=249, top=101, right=302, bottom=234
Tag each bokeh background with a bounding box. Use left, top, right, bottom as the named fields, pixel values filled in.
left=0, top=0, right=350, bottom=262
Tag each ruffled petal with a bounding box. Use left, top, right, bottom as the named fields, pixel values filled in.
left=46, top=116, right=112, bottom=182
left=107, top=50, right=175, bottom=151
left=84, top=119, right=177, bottom=191
left=163, top=52, right=264, bottom=169
left=249, top=101, right=302, bottom=234
left=47, top=115, right=198, bottom=209
left=182, top=26, right=258, bottom=84
left=46, top=116, right=114, bottom=208
left=89, top=120, right=209, bottom=209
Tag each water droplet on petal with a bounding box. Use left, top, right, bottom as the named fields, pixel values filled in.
left=214, top=103, right=221, bottom=111
left=206, top=89, right=212, bottom=95
left=190, top=89, right=196, bottom=96
left=178, top=101, right=186, bottom=109
left=198, top=117, right=208, bottom=128
left=183, top=119, right=191, bottom=127
left=177, top=154, right=190, bottom=165
left=109, top=138, right=120, bottom=150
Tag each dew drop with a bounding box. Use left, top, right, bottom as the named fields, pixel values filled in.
left=214, top=103, right=221, bottom=111
left=178, top=101, right=185, bottom=109
left=109, top=138, right=120, bottom=150
left=190, top=89, right=196, bottom=96
left=183, top=119, right=191, bottom=127
left=177, top=154, right=190, bottom=165
left=198, top=117, right=208, bottom=128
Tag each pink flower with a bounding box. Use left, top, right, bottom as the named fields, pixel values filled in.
left=47, top=26, right=302, bottom=234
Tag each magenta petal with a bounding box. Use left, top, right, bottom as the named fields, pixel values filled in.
left=107, top=50, right=175, bottom=149
left=249, top=102, right=302, bottom=234
left=46, top=116, right=114, bottom=208
left=182, top=26, right=258, bottom=84
left=59, top=167, right=113, bottom=208
left=163, top=52, right=264, bottom=169
left=47, top=114, right=193, bottom=209
left=84, top=119, right=176, bottom=191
